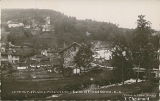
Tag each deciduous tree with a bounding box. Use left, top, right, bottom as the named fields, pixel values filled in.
left=74, top=43, right=93, bottom=72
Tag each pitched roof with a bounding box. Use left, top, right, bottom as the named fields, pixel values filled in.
left=52, top=58, right=61, bottom=65
left=46, top=49, right=59, bottom=53
left=1, top=52, right=8, bottom=56
left=8, top=22, right=20, bottom=24
left=36, top=54, right=43, bottom=58
left=60, top=42, right=81, bottom=53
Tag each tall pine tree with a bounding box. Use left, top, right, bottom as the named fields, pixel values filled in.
left=132, top=15, right=157, bottom=83
left=111, top=34, right=134, bottom=84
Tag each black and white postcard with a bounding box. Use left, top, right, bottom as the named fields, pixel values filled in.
left=1, top=0, right=160, bottom=100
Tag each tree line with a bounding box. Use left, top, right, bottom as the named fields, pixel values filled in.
left=111, top=15, right=159, bottom=84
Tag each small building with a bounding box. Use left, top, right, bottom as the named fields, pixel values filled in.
left=8, top=53, right=20, bottom=64
left=41, top=50, right=48, bottom=56
left=30, top=55, right=37, bottom=62
left=73, top=68, right=80, bottom=74
left=42, top=24, right=51, bottom=32
left=48, top=50, right=60, bottom=61
left=1, top=52, right=8, bottom=62
left=36, top=54, right=43, bottom=63
left=133, top=67, right=159, bottom=79
left=7, top=21, right=24, bottom=28
left=17, top=66, right=28, bottom=70
left=1, top=52, right=9, bottom=69
left=24, top=25, right=31, bottom=29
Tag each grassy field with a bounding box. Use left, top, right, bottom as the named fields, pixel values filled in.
left=1, top=68, right=113, bottom=100
left=2, top=78, right=158, bottom=100
left=45, top=81, right=159, bottom=100
left=1, top=68, right=158, bottom=100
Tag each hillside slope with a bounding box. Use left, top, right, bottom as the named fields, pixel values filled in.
left=2, top=9, right=134, bottom=48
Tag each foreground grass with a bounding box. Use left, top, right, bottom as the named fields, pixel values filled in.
left=1, top=68, right=158, bottom=100
left=2, top=79, right=158, bottom=100
left=1, top=70, right=112, bottom=100
left=44, top=81, right=158, bottom=100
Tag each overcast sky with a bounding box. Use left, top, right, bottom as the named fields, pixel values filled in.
left=1, top=0, right=160, bottom=30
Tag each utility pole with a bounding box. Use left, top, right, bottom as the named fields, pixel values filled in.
left=60, top=47, right=65, bottom=91
left=136, top=46, right=142, bottom=83
left=122, top=59, right=124, bottom=85
left=146, top=41, right=154, bottom=84
left=122, top=51, right=126, bottom=85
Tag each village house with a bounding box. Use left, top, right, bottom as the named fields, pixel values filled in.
left=29, top=55, right=44, bottom=64
left=1, top=43, right=8, bottom=61
left=1, top=52, right=8, bottom=62
left=24, top=25, right=31, bottom=29
left=60, top=42, right=81, bottom=68
left=41, top=49, right=48, bottom=56
left=1, top=43, right=21, bottom=65
left=30, top=55, right=37, bottom=62
left=1, top=52, right=9, bottom=69
left=1, top=43, right=7, bottom=66
left=133, top=67, right=159, bottom=79
left=7, top=21, right=24, bottom=28
left=91, top=41, right=112, bottom=67
left=41, top=48, right=61, bottom=60
left=8, top=52, right=20, bottom=64
left=29, top=16, right=52, bottom=32
left=48, top=50, right=60, bottom=61
left=36, top=54, right=43, bottom=63
left=17, top=65, right=28, bottom=70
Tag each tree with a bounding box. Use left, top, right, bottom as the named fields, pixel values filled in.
left=7, top=27, right=25, bottom=44
left=74, top=43, right=93, bottom=72
left=111, top=34, right=134, bottom=84
left=24, top=29, right=33, bottom=38
left=132, top=15, right=157, bottom=83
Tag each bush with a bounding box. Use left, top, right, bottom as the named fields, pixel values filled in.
left=141, top=84, right=154, bottom=93
left=89, top=68, right=103, bottom=75
left=64, top=67, right=73, bottom=77
left=133, top=82, right=154, bottom=94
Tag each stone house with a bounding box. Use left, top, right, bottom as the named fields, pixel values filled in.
left=60, top=42, right=81, bottom=68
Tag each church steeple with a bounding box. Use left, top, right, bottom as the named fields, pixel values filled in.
left=46, top=16, right=50, bottom=25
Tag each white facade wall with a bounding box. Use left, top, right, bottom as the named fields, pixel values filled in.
left=8, top=23, right=24, bottom=28
left=17, top=66, right=28, bottom=70
left=8, top=54, right=19, bottom=64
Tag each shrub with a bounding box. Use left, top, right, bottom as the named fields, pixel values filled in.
left=89, top=68, right=103, bottom=75
left=64, top=67, right=73, bottom=77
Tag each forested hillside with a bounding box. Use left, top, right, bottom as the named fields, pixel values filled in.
left=2, top=9, right=134, bottom=48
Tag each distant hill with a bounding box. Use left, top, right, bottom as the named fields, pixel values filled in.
left=1, top=9, right=134, bottom=48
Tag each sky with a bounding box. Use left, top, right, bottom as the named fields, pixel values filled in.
left=1, top=0, right=160, bottom=30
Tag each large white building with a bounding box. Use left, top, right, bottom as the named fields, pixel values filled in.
left=93, top=49, right=112, bottom=60
left=7, top=21, right=24, bottom=28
